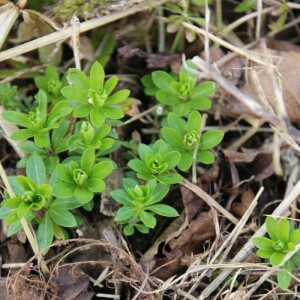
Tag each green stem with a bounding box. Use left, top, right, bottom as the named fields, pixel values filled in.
left=171, top=27, right=184, bottom=53
left=215, top=0, right=223, bottom=31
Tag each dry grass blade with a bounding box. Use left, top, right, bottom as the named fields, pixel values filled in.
left=199, top=179, right=300, bottom=299
left=0, top=0, right=169, bottom=62
left=181, top=179, right=239, bottom=225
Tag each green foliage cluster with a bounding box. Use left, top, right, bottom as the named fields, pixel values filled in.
left=0, top=83, right=22, bottom=111
left=0, top=58, right=223, bottom=250
left=253, top=217, right=300, bottom=290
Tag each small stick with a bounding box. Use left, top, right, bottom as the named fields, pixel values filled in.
left=181, top=179, right=239, bottom=225
left=192, top=114, right=207, bottom=184
left=71, top=15, right=81, bottom=70
left=0, top=0, right=169, bottom=62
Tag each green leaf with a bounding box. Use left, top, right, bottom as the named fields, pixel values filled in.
left=26, top=152, right=46, bottom=185
left=192, top=81, right=217, bottom=99
left=187, top=111, right=202, bottom=132
left=81, top=148, right=95, bottom=174
left=252, top=237, right=274, bottom=251
left=166, top=113, right=186, bottom=135
left=128, top=159, right=149, bottom=174
left=123, top=224, right=134, bottom=236
left=235, top=0, right=256, bottom=12
left=256, top=249, right=273, bottom=259
left=37, top=213, right=53, bottom=254
left=104, top=76, right=118, bottom=95
left=121, top=181, right=138, bottom=196
left=140, top=211, right=156, bottom=228
left=53, top=182, right=74, bottom=198
left=163, top=151, right=181, bottom=170
left=110, top=189, right=133, bottom=206
left=148, top=183, right=169, bottom=205
left=10, top=129, right=34, bottom=141
left=68, top=68, right=89, bottom=88
left=161, top=128, right=183, bottom=148
left=87, top=178, right=105, bottom=193
left=141, top=74, right=158, bottom=95
left=155, top=173, right=183, bottom=184
left=50, top=197, right=82, bottom=210
left=156, top=90, right=178, bottom=105
left=290, top=229, right=300, bottom=244
left=56, top=164, right=74, bottom=183
left=190, top=97, right=212, bottom=110
left=2, top=111, right=29, bottom=128
left=138, top=143, right=153, bottom=160
left=89, top=108, right=105, bottom=127
left=266, top=216, right=278, bottom=241
left=73, top=104, right=92, bottom=117
left=147, top=204, right=179, bottom=217
left=61, top=86, right=88, bottom=103
left=34, top=132, right=50, bottom=148
left=173, top=102, right=191, bottom=116
left=90, top=61, right=104, bottom=90
left=105, top=89, right=130, bottom=105
left=17, top=201, right=32, bottom=219
left=115, top=206, right=135, bottom=222
left=135, top=224, right=149, bottom=234
left=152, top=71, right=176, bottom=91
left=17, top=175, right=37, bottom=191
left=277, top=262, right=292, bottom=290
left=101, top=106, right=124, bottom=119
left=90, top=161, right=113, bottom=179
left=0, top=206, right=13, bottom=219
left=270, top=252, right=286, bottom=266
left=4, top=196, right=22, bottom=209
left=199, top=130, right=224, bottom=150
left=74, top=187, right=94, bottom=203
left=178, top=152, right=193, bottom=171
left=277, top=218, right=290, bottom=243
left=49, top=207, right=77, bottom=227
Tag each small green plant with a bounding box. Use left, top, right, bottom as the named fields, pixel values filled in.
left=2, top=90, right=72, bottom=147
left=0, top=153, right=81, bottom=251
left=34, top=65, right=67, bottom=104
left=111, top=178, right=179, bottom=235
left=161, top=111, right=224, bottom=171
left=142, top=65, right=217, bottom=116
left=253, top=216, right=300, bottom=290
left=128, top=140, right=182, bottom=185
left=17, top=120, right=70, bottom=173
left=53, top=148, right=113, bottom=203
left=0, top=83, right=22, bottom=110
left=61, top=61, right=130, bottom=127
left=67, top=121, right=114, bottom=152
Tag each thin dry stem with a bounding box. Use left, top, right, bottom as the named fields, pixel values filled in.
left=0, top=0, right=169, bottom=62
left=181, top=179, right=239, bottom=225
left=199, top=179, right=300, bottom=299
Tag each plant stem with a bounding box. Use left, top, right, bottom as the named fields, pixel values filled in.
left=171, top=27, right=184, bottom=53
left=157, top=6, right=165, bottom=53
left=215, top=0, right=223, bottom=31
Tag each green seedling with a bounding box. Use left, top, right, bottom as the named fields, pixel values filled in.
left=161, top=111, right=224, bottom=171
left=53, top=148, right=113, bottom=203
left=61, top=61, right=130, bottom=127
left=18, top=120, right=70, bottom=174
left=67, top=121, right=114, bottom=152
left=0, top=152, right=81, bottom=251
left=34, top=65, right=66, bottom=104
left=253, top=216, right=300, bottom=290
left=2, top=90, right=72, bottom=147
left=142, top=66, right=217, bottom=116
left=128, top=140, right=182, bottom=185
left=111, top=178, right=178, bottom=235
